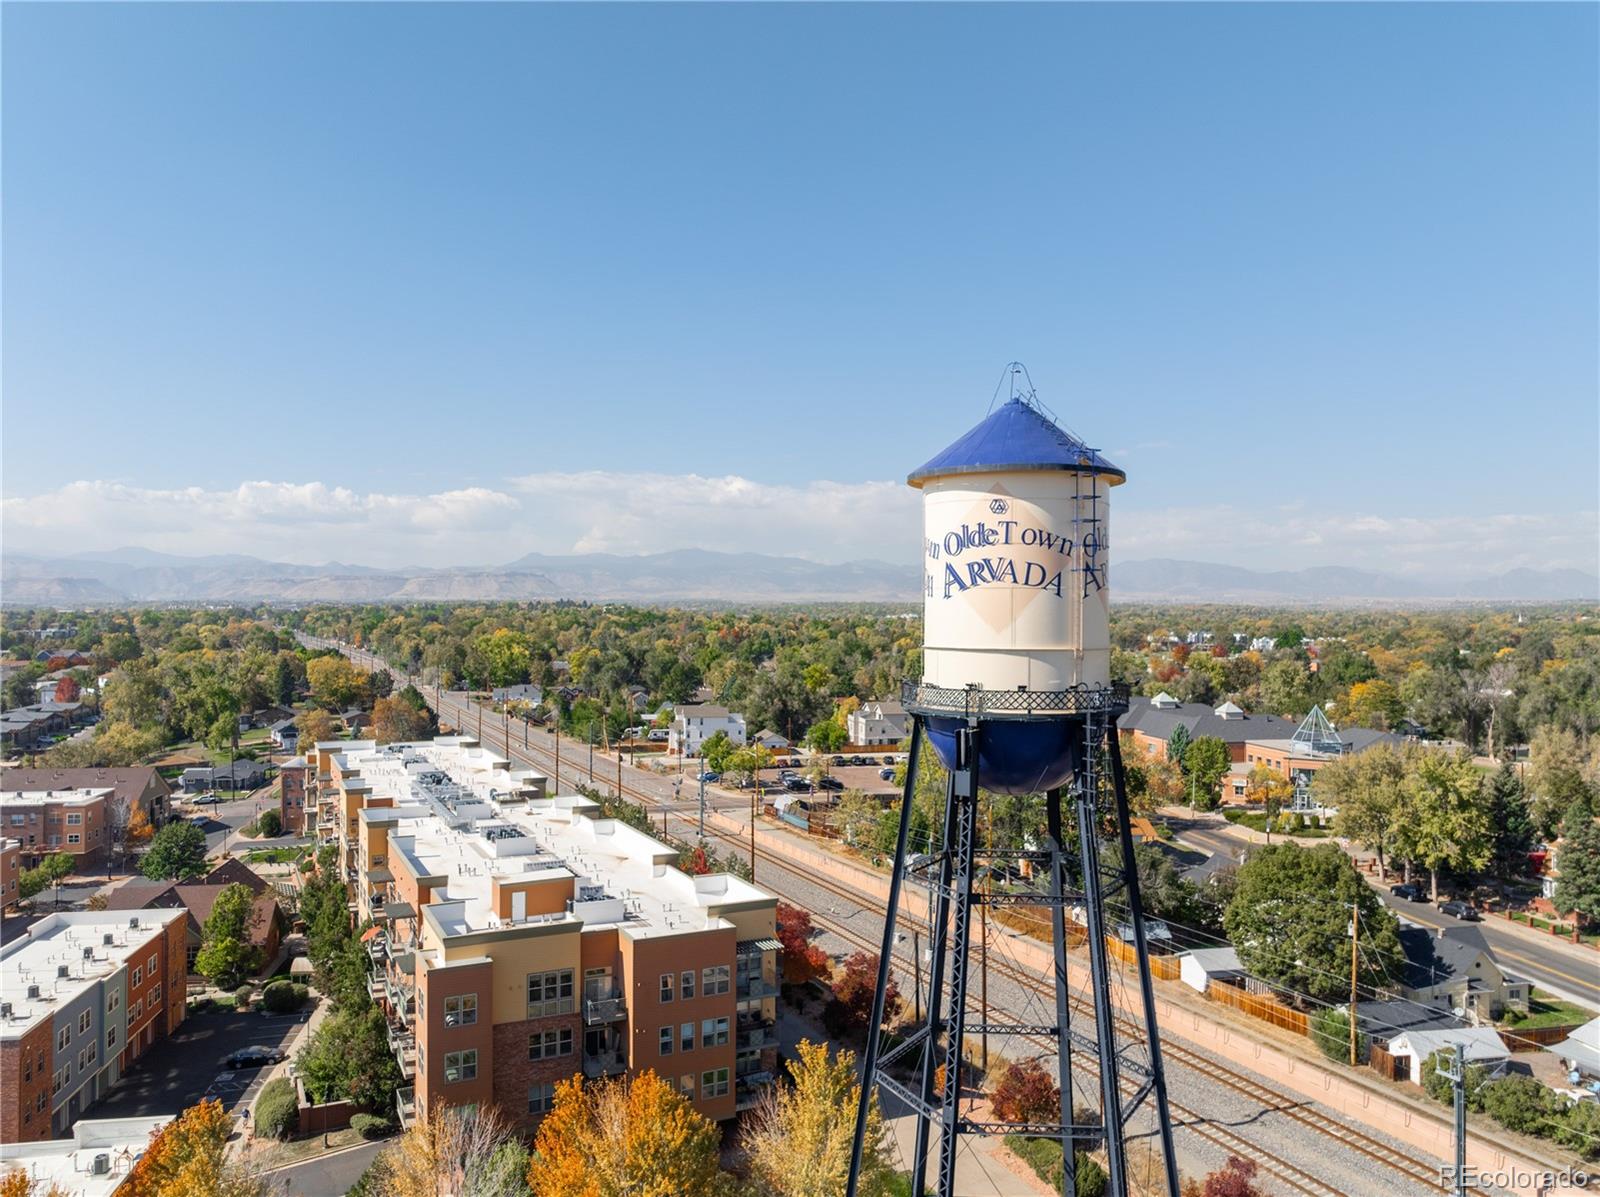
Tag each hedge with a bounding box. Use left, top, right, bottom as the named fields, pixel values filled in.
left=1003, top=1135, right=1107, bottom=1197
left=350, top=1113, right=395, bottom=1140
left=255, top=1077, right=298, bottom=1140
left=262, top=980, right=310, bottom=1014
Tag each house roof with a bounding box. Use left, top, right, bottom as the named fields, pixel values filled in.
left=104, top=880, right=277, bottom=946
left=1121, top=696, right=1298, bottom=746
left=204, top=858, right=269, bottom=894
left=1354, top=999, right=1467, bottom=1040
left=0, top=766, right=170, bottom=806
left=1397, top=925, right=1496, bottom=992
left=907, top=396, right=1125, bottom=488
left=1389, top=1027, right=1508, bottom=1062
left=1549, top=1016, right=1600, bottom=1075
left=675, top=704, right=732, bottom=719
left=1185, top=947, right=1242, bottom=974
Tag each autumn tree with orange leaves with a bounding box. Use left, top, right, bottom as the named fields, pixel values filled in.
left=121, top=1100, right=269, bottom=1197
left=527, top=1071, right=732, bottom=1197
left=0, top=1170, right=68, bottom=1197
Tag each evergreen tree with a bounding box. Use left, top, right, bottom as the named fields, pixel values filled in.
left=1487, top=763, right=1536, bottom=881
left=1554, top=806, right=1600, bottom=923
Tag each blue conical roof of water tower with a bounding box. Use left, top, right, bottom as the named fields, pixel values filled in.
left=907, top=397, right=1125, bottom=489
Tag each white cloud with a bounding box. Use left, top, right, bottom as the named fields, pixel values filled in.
left=2, top=475, right=1593, bottom=580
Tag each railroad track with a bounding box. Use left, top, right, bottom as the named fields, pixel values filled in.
left=323, top=654, right=1471, bottom=1197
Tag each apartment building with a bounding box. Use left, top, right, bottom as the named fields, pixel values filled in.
left=0, top=910, right=188, bottom=1141
left=0, top=788, right=114, bottom=868
left=308, top=737, right=779, bottom=1134
left=847, top=699, right=909, bottom=747
left=279, top=756, right=309, bottom=835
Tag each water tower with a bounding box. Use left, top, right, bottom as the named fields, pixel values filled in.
left=847, top=366, right=1180, bottom=1197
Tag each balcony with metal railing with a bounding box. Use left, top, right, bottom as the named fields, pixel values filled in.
left=736, top=977, right=780, bottom=1000
left=388, top=1027, right=417, bottom=1081
left=735, top=1071, right=775, bottom=1111
left=582, top=992, right=626, bottom=1025
left=397, top=1086, right=417, bottom=1128
left=582, top=1050, right=626, bottom=1079
left=736, top=1019, right=779, bottom=1050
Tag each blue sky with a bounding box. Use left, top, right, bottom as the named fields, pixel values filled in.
left=4, top=3, right=1596, bottom=576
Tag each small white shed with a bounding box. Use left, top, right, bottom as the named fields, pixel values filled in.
left=1387, top=1027, right=1509, bottom=1086
left=1180, top=947, right=1244, bottom=994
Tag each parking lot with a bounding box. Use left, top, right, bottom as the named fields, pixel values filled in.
left=89, top=1009, right=311, bottom=1121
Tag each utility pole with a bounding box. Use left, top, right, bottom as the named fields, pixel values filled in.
left=913, top=929, right=922, bottom=1023
left=616, top=748, right=622, bottom=802
left=1350, top=903, right=1360, bottom=1067
left=698, top=769, right=707, bottom=839
left=1442, top=1042, right=1469, bottom=1197
left=749, top=784, right=758, bottom=882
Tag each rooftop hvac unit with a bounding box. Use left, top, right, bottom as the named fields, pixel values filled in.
left=26, top=984, right=40, bottom=999
left=102, top=933, right=114, bottom=946
left=128, top=917, right=139, bottom=929
left=57, top=965, right=69, bottom=978
left=83, top=947, right=94, bottom=960
left=92, top=1154, right=111, bottom=1176
left=0, top=1002, right=11, bottom=1019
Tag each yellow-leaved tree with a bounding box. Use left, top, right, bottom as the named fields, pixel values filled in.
left=744, top=1039, right=895, bottom=1197
left=527, top=1071, right=731, bottom=1197
left=122, top=1099, right=269, bottom=1197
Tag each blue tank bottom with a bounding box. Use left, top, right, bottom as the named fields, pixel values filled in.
left=923, top=716, right=1078, bottom=794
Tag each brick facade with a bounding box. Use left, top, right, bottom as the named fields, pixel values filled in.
left=490, top=1013, right=585, bottom=1135
left=0, top=1021, right=53, bottom=1143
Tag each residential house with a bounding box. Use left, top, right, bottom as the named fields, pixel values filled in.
left=179, top=759, right=268, bottom=793
left=1392, top=925, right=1530, bottom=1021
left=846, top=700, right=909, bottom=748
left=1386, top=1027, right=1510, bottom=1087
left=269, top=719, right=300, bottom=754
left=1179, top=947, right=1244, bottom=995
left=1547, top=1016, right=1600, bottom=1083
left=669, top=706, right=747, bottom=758
left=749, top=730, right=790, bottom=751
left=102, top=876, right=282, bottom=979
left=1353, top=999, right=1466, bottom=1050
left=491, top=684, right=543, bottom=705
left=1121, top=694, right=1297, bottom=764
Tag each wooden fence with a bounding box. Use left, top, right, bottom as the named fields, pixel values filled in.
left=1369, top=1043, right=1408, bottom=1082
left=1205, top=981, right=1310, bottom=1036
left=1106, top=935, right=1181, bottom=981
left=1498, top=1022, right=1587, bottom=1051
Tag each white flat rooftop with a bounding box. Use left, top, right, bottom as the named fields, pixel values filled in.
left=0, top=1116, right=171, bottom=1196
left=0, top=911, right=186, bottom=1039
left=0, top=787, right=112, bottom=808
left=348, top=739, right=766, bottom=943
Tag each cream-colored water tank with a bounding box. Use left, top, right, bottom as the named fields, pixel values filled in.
left=909, top=395, right=1124, bottom=696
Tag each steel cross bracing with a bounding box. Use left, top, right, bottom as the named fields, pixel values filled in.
left=846, top=708, right=1181, bottom=1197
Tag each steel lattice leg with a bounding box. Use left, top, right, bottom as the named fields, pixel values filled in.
left=1046, top=785, right=1078, bottom=1197
left=934, top=722, right=980, bottom=1197
left=912, top=761, right=960, bottom=1197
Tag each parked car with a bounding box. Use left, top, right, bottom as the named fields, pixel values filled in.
left=1438, top=900, right=1481, bottom=921
left=647, top=729, right=668, bottom=742
left=881, top=756, right=896, bottom=766
left=848, top=755, right=866, bottom=766
left=832, top=756, right=847, bottom=767
left=192, top=792, right=221, bottom=806
left=225, top=1046, right=285, bottom=1070
left=817, top=776, right=844, bottom=791
left=695, top=771, right=721, bottom=783
left=879, top=767, right=896, bottom=781
left=783, top=776, right=811, bottom=793
left=1389, top=883, right=1425, bottom=902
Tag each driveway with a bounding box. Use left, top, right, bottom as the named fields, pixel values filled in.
left=90, top=1009, right=312, bottom=1121
left=266, top=1141, right=386, bottom=1197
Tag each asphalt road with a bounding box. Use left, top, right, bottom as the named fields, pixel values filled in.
left=90, top=1010, right=312, bottom=1121
left=264, top=1141, right=386, bottom=1197
left=1171, top=817, right=1600, bottom=1009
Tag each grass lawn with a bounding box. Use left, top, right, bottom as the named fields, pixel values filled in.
left=256, top=1126, right=367, bottom=1163
left=1506, top=990, right=1595, bottom=1031
left=245, top=847, right=307, bottom=865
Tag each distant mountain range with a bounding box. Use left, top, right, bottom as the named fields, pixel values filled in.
left=1, top=548, right=1594, bottom=605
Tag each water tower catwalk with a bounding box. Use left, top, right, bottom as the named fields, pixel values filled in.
left=847, top=366, right=1180, bottom=1197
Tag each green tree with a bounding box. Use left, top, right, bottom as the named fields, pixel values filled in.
left=805, top=719, right=848, bottom=756
left=140, top=821, right=208, bottom=881
left=1183, top=736, right=1231, bottom=810
left=1527, top=726, right=1599, bottom=838
left=699, top=730, right=736, bottom=772
left=194, top=883, right=264, bottom=989
left=470, top=629, right=533, bottom=689
left=296, top=1003, right=403, bottom=1116
left=1395, top=751, right=1491, bottom=900
left=1323, top=744, right=1410, bottom=882
left=1486, top=763, right=1536, bottom=881
left=1553, top=808, right=1600, bottom=922
left=1166, top=725, right=1191, bottom=770
left=1309, top=1006, right=1368, bottom=1065
left=1222, top=843, right=1400, bottom=1003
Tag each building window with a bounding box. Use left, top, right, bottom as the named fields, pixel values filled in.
left=107, top=991, right=119, bottom=1013
left=680, top=1022, right=694, bottom=1053
left=528, top=1083, right=556, bottom=1114
left=57, top=1027, right=70, bottom=1051
left=444, top=1050, right=478, bottom=1083
left=658, top=1027, right=673, bottom=1056
left=129, top=1000, right=142, bottom=1021
left=131, top=966, right=142, bottom=987
left=701, top=1067, right=730, bottom=1098
left=526, top=970, right=574, bottom=1018
left=680, top=1074, right=696, bottom=1097
left=680, top=970, right=696, bottom=1000
left=701, top=1017, right=729, bottom=1048
left=107, top=1025, right=117, bottom=1048
left=659, top=973, right=674, bottom=1003
left=444, top=994, right=478, bottom=1027
left=35, top=1092, right=45, bottom=1112
left=149, top=983, right=161, bottom=1003
left=78, top=1010, right=91, bottom=1034
left=701, top=965, right=730, bottom=996
left=528, top=1028, right=573, bottom=1060
left=66, top=834, right=80, bottom=845
left=66, top=813, right=82, bottom=825
left=148, top=953, right=157, bottom=975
